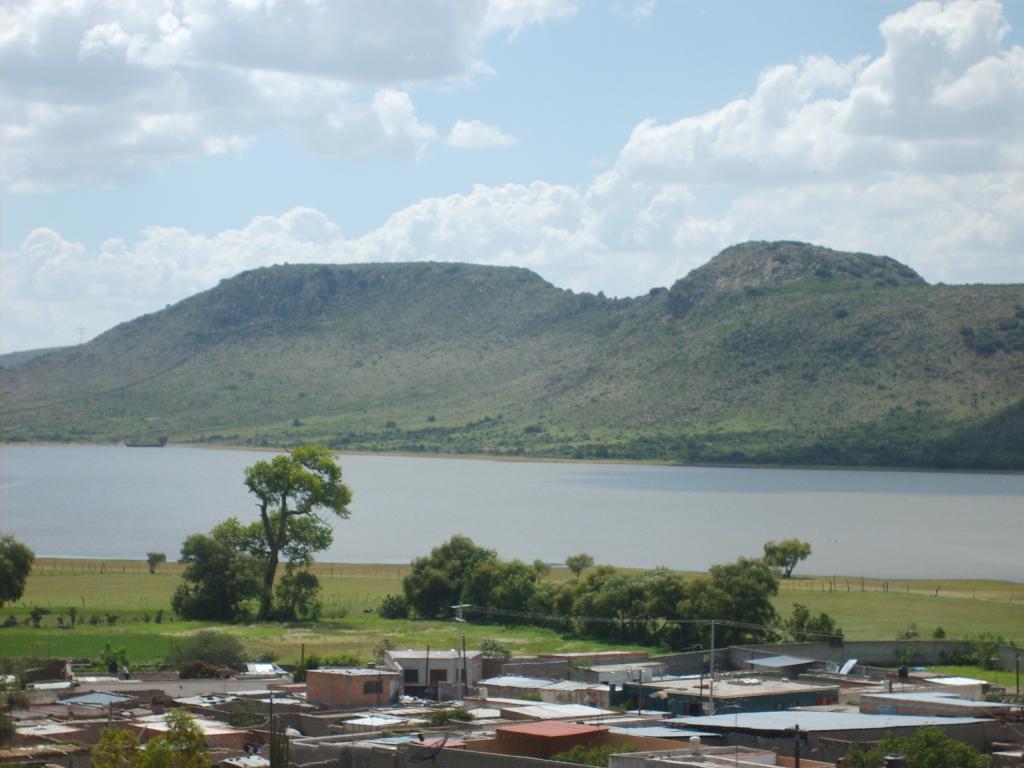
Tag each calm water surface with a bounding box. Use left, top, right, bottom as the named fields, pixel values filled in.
left=0, top=444, right=1021, bottom=580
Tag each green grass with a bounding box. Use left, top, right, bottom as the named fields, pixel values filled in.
left=3, top=559, right=1021, bottom=667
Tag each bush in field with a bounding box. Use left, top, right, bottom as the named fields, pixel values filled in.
left=166, top=630, right=245, bottom=669
left=379, top=593, right=408, bottom=619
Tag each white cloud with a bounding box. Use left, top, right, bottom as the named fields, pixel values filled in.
left=4, top=0, right=1024, bottom=352
left=0, top=0, right=572, bottom=189
left=446, top=119, right=519, bottom=148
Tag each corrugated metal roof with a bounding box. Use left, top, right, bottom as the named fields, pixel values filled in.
left=669, top=711, right=989, bottom=732
left=866, top=692, right=1018, bottom=709
left=748, top=655, right=816, bottom=669
left=498, top=721, right=605, bottom=738
left=61, top=691, right=134, bottom=706
left=608, top=726, right=715, bottom=739
left=505, top=704, right=611, bottom=719
left=480, top=676, right=554, bottom=688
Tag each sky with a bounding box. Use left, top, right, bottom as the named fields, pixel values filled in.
left=2, top=0, right=1023, bottom=353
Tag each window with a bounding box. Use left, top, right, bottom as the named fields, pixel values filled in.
left=429, top=669, right=448, bottom=683
left=363, top=680, right=383, bottom=694
left=404, top=669, right=419, bottom=684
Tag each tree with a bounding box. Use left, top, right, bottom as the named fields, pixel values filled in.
left=145, top=552, right=166, bottom=575
left=136, top=709, right=210, bottom=768
left=565, top=553, right=594, bottom=579
left=171, top=531, right=260, bottom=622
left=683, top=557, right=780, bottom=645
left=845, top=725, right=986, bottom=768
left=166, top=630, right=246, bottom=668
left=762, top=539, right=812, bottom=578
left=241, top=445, right=352, bottom=620
left=0, top=536, right=35, bottom=607
left=403, top=535, right=496, bottom=618
left=91, top=727, right=139, bottom=768
left=786, top=603, right=843, bottom=643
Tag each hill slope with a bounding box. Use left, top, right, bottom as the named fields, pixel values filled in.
left=3, top=242, right=1023, bottom=468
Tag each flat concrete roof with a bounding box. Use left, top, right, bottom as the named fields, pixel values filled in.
left=60, top=691, right=134, bottom=706
left=669, top=711, right=989, bottom=733
left=308, top=668, right=398, bottom=677
left=643, top=676, right=836, bottom=699
left=387, top=650, right=482, bottom=660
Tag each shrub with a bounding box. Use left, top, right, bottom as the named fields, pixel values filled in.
left=379, top=593, right=408, bottom=619
left=480, top=639, right=511, bottom=659
left=179, top=660, right=231, bottom=679
left=166, top=630, right=245, bottom=669
left=428, top=707, right=471, bottom=726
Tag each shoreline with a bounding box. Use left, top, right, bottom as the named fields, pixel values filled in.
left=3, top=439, right=1022, bottom=476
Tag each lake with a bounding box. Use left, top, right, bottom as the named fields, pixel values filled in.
left=0, top=444, right=1021, bottom=580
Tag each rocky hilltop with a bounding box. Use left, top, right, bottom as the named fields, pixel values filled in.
left=3, top=242, right=1022, bottom=469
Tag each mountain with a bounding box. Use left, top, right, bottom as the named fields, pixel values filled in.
left=3, top=242, right=1023, bottom=469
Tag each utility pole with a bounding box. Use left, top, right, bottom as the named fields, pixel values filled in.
left=793, top=725, right=801, bottom=768
left=708, top=619, right=716, bottom=714
left=461, top=635, right=469, bottom=700
left=425, top=644, right=431, bottom=699
left=636, top=671, right=642, bottom=715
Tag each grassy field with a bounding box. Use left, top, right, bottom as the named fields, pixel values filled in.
left=2, top=559, right=1021, bottom=667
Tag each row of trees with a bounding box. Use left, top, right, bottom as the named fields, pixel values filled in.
left=397, top=536, right=833, bottom=649
left=173, top=445, right=352, bottom=622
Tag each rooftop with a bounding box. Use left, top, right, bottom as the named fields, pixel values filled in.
left=386, top=649, right=482, bottom=660
left=864, top=692, right=1019, bottom=710
left=504, top=703, right=612, bottom=720
left=498, top=721, right=606, bottom=738
left=480, top=676, right=554, bottom=689
left=643, top=676, right=836, bottom=699
left=60, top=691, right=135, bottom=707
left=308, top=667, right=397, bottom=677
left=669, top=710, right=989, bottom=733
left=747, top=655, right=816, bottom=669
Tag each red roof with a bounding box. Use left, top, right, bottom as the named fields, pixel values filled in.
left=497, top=721, right=605, bottom=739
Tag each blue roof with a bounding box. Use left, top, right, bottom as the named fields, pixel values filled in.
left=668, top=711, right=989, bottom=732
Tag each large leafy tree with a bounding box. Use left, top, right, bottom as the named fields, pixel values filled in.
left=762, top=538, right=812, bottom=578
left=682, top=557, right=780, bottom=645
left=403, top=535, right=496, bottom=618
left=845, top=726, right=986, bottom=768
left=171, top=529, right=260, bottom=621
left=90, top=727, right=139, bottom=768
left=137, top=709, right=210, bottom=768
left=0, top=535, right=35, bottom=607
left=238, top=445, right=352, bottom=620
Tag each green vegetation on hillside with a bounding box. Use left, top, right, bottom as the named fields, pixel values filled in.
left=2, top=242, right=1022, bottom=468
